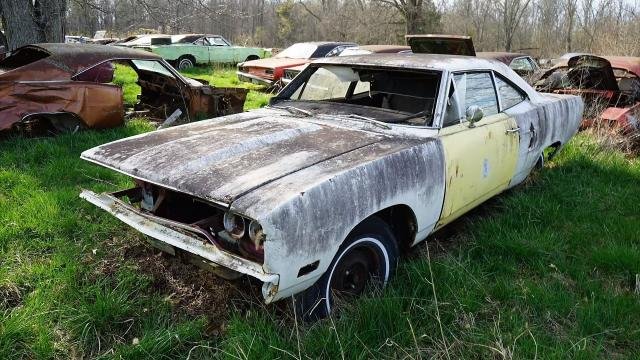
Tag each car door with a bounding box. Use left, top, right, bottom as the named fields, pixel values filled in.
left=207, top=36, right=234, bottom=64
left=436, top=71, right=520, bottom=228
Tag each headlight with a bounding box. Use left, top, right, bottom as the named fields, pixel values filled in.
left=223, top=211, right=245, bottom=239
left=248, top=220, right=265, bottom=246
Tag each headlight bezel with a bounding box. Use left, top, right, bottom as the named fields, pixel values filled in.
left=223, top=211, right=246, bottom=239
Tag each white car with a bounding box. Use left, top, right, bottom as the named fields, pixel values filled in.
left=81, top=53, right=583, bottom=321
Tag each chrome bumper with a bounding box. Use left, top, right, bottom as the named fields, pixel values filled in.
left=236, top=71, right=273, bottom=86
left=80, top=190, right=280, bottom=291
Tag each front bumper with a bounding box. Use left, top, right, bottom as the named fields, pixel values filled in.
left=236, top=71, right=273, bottom=86
left=80, top=189, right=280, bottom=300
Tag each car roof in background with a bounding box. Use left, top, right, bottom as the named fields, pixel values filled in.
left=1, top=43, right=161, bottom=76
left=356, top=45, right=411, bottom=53
left=477, top=52, right=530, bottom=64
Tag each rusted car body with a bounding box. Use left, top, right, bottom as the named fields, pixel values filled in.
left=81, top=54, right=583, bottom=320
left=0, top=43, right=247, bottom=134
left=535, top=54, right=640, bottom=130
left=236, top=42, right=357, bottom=85
left=281, top=45, right=411, bottom=85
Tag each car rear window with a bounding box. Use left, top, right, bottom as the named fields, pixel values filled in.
left=0, top=47, right=50, bottom=70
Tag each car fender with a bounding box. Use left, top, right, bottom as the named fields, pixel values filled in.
left=232, top=138, right=446, bottom=301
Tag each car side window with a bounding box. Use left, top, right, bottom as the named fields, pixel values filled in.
left=494, top=75, right=526, bottom=110
left=453, top=72, right=499, bottom=117
left=510, top=58, right=533, bottom=72
left=194, top=38, right=206, bottom=46
left=442, top=79, right=462, bottom=127
left=207, top=37, right=228, bottom=46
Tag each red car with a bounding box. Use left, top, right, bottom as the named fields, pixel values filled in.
left=236, top=42, right=356, bottom=86
left=535, top=54, right=640, bottom=130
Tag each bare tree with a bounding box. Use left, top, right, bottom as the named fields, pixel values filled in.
left=0, top=0, right=66, bottom=50
left=374, top=0, right=440, bottom=34
left=496, top=0, right=531, bottom=51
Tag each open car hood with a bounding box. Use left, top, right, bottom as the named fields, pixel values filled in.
left=406, top=34, right=476, bottom=56
left=539, top=55, right=619, bottom=91
left=81, top=110, right=385, bottom=205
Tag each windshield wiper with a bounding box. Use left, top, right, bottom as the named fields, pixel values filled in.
left=330, top=113, right=391, bottom=130
left=268, top=105, right=314, bottom=117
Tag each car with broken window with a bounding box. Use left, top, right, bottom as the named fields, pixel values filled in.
left=281, top=44, right=411, bottom=85
left=0, top=43, right=248, bottom=134
left=138, top=34, right=272, bottom=70
left=80, top=53, right=583, bottom=321
left=236, top=41, right=357, bottom=86
left=534, top=54, right=640, bottom=131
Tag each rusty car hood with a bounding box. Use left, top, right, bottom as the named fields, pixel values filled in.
left=81, top=110, right=387, bottom=205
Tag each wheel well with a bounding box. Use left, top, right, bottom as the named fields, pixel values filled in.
left=350, top=205, right=418, bottom=252
left=245, top=55, right=260, bottom=61
left=545, top=141, right=562, bottom=160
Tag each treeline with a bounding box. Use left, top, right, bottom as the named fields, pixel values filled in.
left=64, top=0, right=640, bottom=58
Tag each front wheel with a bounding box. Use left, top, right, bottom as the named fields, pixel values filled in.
left=294, top=218, right=398, bottom=321
left=177, top=56, right=195, bottom=70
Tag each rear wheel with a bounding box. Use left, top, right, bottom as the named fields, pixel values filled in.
left=177, top=56, right=195, bottom=70
left=294, top=218, right=398, bottom=321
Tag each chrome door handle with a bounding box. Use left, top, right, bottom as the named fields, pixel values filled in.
left=505, top=127, right=520, bottom=134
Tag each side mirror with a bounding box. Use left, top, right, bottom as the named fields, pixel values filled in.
left=465, top=105, right=483, bottom=127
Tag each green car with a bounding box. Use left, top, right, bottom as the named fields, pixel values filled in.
left=142, top=34, right=271, bottom=70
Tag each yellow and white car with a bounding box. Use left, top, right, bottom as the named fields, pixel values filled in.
left=80, top=54, right=583, bottom=321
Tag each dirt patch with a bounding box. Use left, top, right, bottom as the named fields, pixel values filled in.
left=87, top=234, right=267, bottom=334
left=0, top=283, right=24, bottom=310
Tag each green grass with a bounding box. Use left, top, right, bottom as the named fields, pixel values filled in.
left=1, top=69, right=640, bottom=358
left=112, top=64, right=140, bottom=107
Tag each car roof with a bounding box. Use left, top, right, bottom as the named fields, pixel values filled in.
left=1, top=43, right=161, bottom=77
left=313, top=53, right=541, bottom=100
left=477, top=52, right=529, bottom=64
left=315, top=53, right=508, bottom=72
left=356, top=45, right=411, bottom=53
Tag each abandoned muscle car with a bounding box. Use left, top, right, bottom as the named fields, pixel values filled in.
left=140, top=34, right=271, bottom=69
left=535, top=54, right=640, bottom=130
left=0, top=43, right=248, bottom=134
left=80, top=54, right=583, bottom=320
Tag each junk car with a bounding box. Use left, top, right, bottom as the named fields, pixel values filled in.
left=137, top=34, right=271, bottom=70
left=236, top=41, right=356, bottom=86
left=534, top=54, right=640, bottom=130
left=0, top=43, right=248, bottom=134
left=281, top=44, right=411, bottom=85
left=81, top=54, right=583, bottom=320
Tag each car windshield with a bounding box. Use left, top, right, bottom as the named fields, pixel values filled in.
left=275, top=43, right=319, bottom=59
left=279, top=65, right=441, bottom=126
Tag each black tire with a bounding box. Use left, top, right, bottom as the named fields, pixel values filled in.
left=244, top=55, right=260, bottom=62
left=177, top=56, right=195, bottom=70
left=294, top=217, right=399, bottom=322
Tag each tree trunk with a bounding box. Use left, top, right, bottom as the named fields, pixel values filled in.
left=0, top=0, right=66, bottom=50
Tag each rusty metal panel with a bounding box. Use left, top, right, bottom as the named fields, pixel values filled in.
left=0, top=81, right=124, bottom=131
